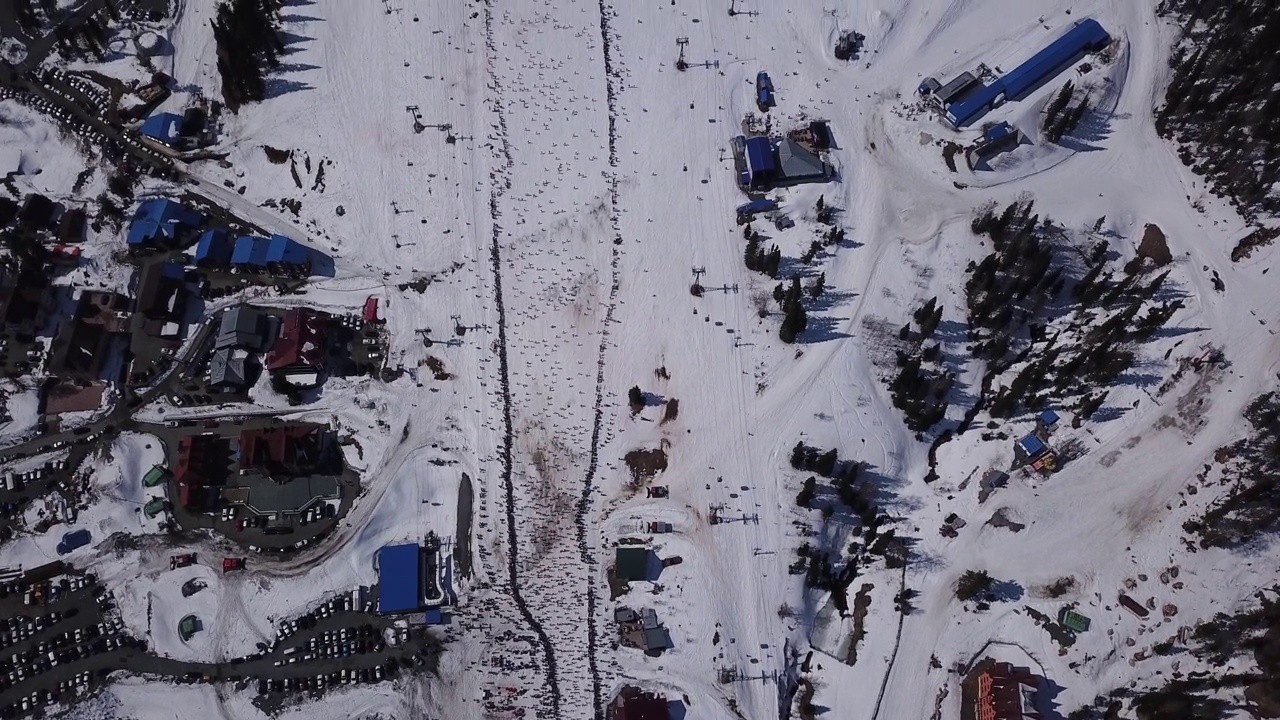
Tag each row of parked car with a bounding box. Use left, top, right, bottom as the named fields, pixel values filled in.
left=273, top=594, right=370, bottom=643
left=277, top=625, right=387, bottom=665
left=257, top=660, right=397, bottom=697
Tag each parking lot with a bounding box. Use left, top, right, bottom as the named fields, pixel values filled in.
left=0, top=563, right=443, bottom=717
left=246, top=595, right=441, bottom=712
left=0, top=568, right=145, bottom=717
left=0, top=440, right=101, bottom=545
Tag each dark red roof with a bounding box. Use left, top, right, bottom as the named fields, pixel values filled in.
left=266, top=307, right=326, bottom=371
left=238, top=424, right=323, bottom=475
left=173, top=434, right=219, bottom=510
left=362, top=296, right=378, bottom=323
left=613, top=688, right=671, bottom=720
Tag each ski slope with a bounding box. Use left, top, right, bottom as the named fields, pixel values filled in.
left=7, top=0, right=1280, bottom=718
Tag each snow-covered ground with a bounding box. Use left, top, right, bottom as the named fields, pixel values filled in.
left=4, top=0, right=1280, bottom=718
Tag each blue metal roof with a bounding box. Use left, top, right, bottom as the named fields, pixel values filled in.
left=984, top=122, right=1014, bottom=142
left=1000, top=19, right=1110, bottom=100
left=744, top=137, right=775, bottom=174
left=231, top=236, right=259, bottom=266
left=194, top=229, right=232, bottom=264
left=946, top=19, right=1109, bottom=127
left=127, top=199, right=202, bottom=246
left=737, top=199, right=778, bottom=215
left=378, top=544, right=421, bottom=614
left=1039, top=408, right=1060, bottom=426
left=140, top=112, right=183, bottom=145
left=265, top=234, right=309, bottom=266
left=249, top=238, right=271, bottom=266
left=1018, top=434, right=1048, bottom=457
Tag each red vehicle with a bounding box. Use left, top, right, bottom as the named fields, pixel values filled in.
left=170, top=553, right=196, bottom=570
left=222, top=557, right=246, bottom=573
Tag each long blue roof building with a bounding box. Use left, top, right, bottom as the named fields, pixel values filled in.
left=945, top=19, right=1110, bottom=128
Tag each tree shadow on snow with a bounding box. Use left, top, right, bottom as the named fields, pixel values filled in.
left=276, top=62, right=321, bottom=74
left=278, top=31, right=315, bottom=55
left=281, top=14, right=325, bottom=24
left=798, top=315, right=851, bottom=344
left=264, top=77, right=315, bottom=100
left=987, top=579, right=1024, bottom=602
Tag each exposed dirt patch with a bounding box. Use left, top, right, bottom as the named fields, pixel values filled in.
left=262, top=145, right=290, bottom=164
left=661, top=398, right=679, bottom=424
left=847, top=583, right=873, bottom=665
left=986, top=507, right=1025, bottom=532
left=624, top=446, right=668, bottom=487
left=426, top=356, right=453, bottom=380
left=1136, top=223, right=1172, bottom=267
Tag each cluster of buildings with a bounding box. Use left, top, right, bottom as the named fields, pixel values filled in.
left=1013, top=409, right=1060, bottom=473
left=613, top=607, right=672, bottom=655
left=194, top=229, right=312, bottom=278
left=169, top=422, right=342, bottom=520
left=205, top=304, right=330, bottom=393
left=733, top=128, right=833, bottom=192
left=918, top=18, right=1111, bottom=128
left=127, top=198, right=313, bottom=277
left=136, top=104, right=218, bottom=153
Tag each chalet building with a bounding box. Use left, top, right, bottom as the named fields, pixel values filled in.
left=975, top=661, right=1044, bottom=720
left=266, top=307, right=328, bottom=387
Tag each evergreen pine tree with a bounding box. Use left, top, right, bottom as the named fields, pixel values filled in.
left=809, top=273, right=825, bottom=298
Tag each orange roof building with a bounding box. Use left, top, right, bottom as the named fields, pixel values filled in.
left=975, top=662, right=1042, bottom=720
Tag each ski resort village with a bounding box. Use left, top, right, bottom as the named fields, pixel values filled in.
left=0, top=0, right=1279, bottom=718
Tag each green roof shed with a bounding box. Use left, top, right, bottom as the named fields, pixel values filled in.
left=615, top=547, right=649, bottom=582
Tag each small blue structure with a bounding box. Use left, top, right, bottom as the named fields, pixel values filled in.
left=756, top=71, right=776, bottom=111
left=984, top=122, right=1015, bottom=143
left=127, top=199, right=203, bottom=248
left=944, top=19, right=1110, bottom=128
left=422, top=608, right=444, bottom=625
left=1017, top=434, right=1048, bottom=459
left=736, top=198, right=778, bottom=224
left=194, top=229, right=232, bottom=266
left=139, top=112, right=184, bottom=147
left=265, top=234, right=309, bottom=269
left=1038, top=408, right=1060, bottom=428
left=737, top=135, right=777, bottom=190
left=56, top=529, right=91, bottom=556
left=378, top=543, right=421, bottom=614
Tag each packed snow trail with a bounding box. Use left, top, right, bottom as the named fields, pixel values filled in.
left=481, top=1, right=617, bottom=717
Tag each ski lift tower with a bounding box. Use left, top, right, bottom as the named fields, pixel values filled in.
left=405, top=105, right=425, bottom=134
left=676, top=37, right=689, bottom=71
left=691, top=266, right=706, bottom=297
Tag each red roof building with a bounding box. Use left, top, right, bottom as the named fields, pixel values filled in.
left=238, top=424, right=329, bottom=478
left=610, top=687, right=671, bottom=720
left=266, top=307, right=328, bottom=373
left=173, top=434, right=220, bottom=510
left=975, top=662, right=1043, bottom=720
left=362, top=296, right=379, bottom=324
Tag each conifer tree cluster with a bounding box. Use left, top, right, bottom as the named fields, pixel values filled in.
left=889, top=296, right=952, bottom=432
left=742, top=224, right=780, bottom=277
left=212, top=0, right=286, bottom=108
left=964, top=200, right=1181, bottom=420
left=1155, top=0, right=1280, bottom=217
left=777, top=276, right=808, bottom=344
